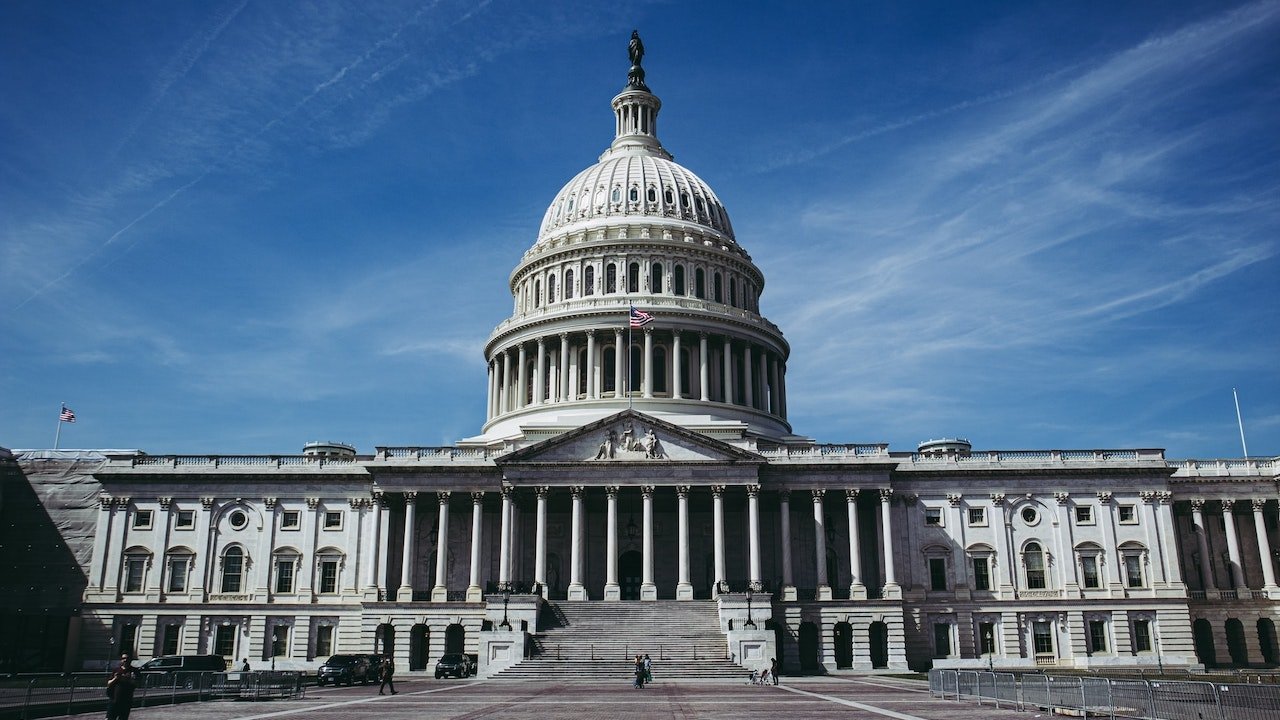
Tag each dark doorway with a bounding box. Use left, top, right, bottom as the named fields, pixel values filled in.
left=620, top=550, right=642, bottom=600
left=1192, top=618, right=1216, bottom=668
left=376, top=624, right=395, bottom=657
left=1258, top=619, right=1278, bottom=666
left=799, top=622, right=820, bottom=673
left=833, top=622, right=853, bottom=668
left=445, top=624, right=465, bottom=655
left=1226, top=618, right=1248, bottom=667
left=869, top=622, right=889, bottom=669
left=409, top=625, right=429, bottom=671
left=766, top=619, right=785, bottom=673
left=826, top=548, right=840, bottom=591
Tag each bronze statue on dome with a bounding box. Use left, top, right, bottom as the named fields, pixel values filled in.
left=626, top=30, right=649, bottom=92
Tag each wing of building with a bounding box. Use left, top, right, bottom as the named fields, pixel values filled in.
left=3, top=36, right=1279, bottom=677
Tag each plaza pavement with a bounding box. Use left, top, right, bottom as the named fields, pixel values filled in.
left=65, top=675, right=1025, bottom=720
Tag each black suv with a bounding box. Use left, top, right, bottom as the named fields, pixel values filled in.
left=317, top=654, right=371, bottom=686
left=434, top=653, right=476, bottom=679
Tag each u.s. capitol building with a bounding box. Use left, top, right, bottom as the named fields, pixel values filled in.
left=3, top=35, right=1277, bottom=677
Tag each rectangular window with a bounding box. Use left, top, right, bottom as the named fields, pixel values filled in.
left=161, top=624, right=180, bottom=656
left=271, top=625, right=289, bottom=657
left=1075, top=506, right=1093, bottom=524
left=167, top=557, right=188, bottom=593
left=929, top=558, right=948, bottom=591
left=973, top=557, right=990, bottom=591
left=315, top=625, right=334, bottom=657
left=175, top=510, right=195, bottom=529
left=214, top=625, right=236, bottom=658
left=319, top=560, right=339, bottom=594
left=323, top=511, right=343, bottom=530
left=1124, top=555, right=1144, bottom=588
left=1133, top=620, right=1152, bottom=652
left=281, top=510, right=300, bottom=529
left=978, top=622, right=997, bottom=655
left=120, top=622, right=139, bottom=657
left=967, top=507, right=986, bottom=526
left=1089, top=620, right=1108, bottom=653
left=1081, top=556, right=1100, bottom=589
left=124, top=557, right=146, bottom=592
left=1118, top=505, right=1137, bottom=523
left=1033, top=621, right=1054, bottom=655
left=924, top=508, right=943, bottom=526
left=275, top=560, right=295, bottom=594
left=933, top=623, right=952, bottom=658
left=132, top=510, right=153, bottom=530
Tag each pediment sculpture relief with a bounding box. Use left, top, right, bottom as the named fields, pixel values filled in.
left=592, top=421, right=664, bottom=460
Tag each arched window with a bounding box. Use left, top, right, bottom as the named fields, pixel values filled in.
left=628, top=263, right=640, bottom=293
left=603, top=348, right=616, bottom=393
left=584, top=266, right=595, bottom=296
left=729, top=277, right=738, bottom=308
left=122, top=547, right=151, bottom=593
left=547, top=274, right=557, bottom=303
left=651, top=263, right=663, bottom=293
left=611, top=186, right=621, bottom=203
left=534, top=279, right=541, bottom=308
left=679, top=346, right=692, bottom=398
left=577, top=348, right=588, bottom=397
left=543, top=355, right=554, bottom=401
left=1024, top=542, right=1046, bottom=589
left=695, top=268, right=705, bottom=299
left=606, top=264, right=617, bottom=294
left=653, top=346, right=667, bottom=393
left=673, top=265, right=686, bottom=296
left=647, top=186, right=657, bottom=203
left=664, top=188, right=674, bottom=205
left=316, top=548, right=343, bottom=594
left=629, top=344, right=642, bottom=394
left=713, top=273, right=723, bottom=303
left=165, top=549, right=194, bottom=594
left=272, top=549, right=299, bottom=594
left=565, top=269, right=575, bottom=300
left=221, top=547, right=245, bottom=593
left=629, top=186, right=639, bottom=203
left=525, top=361, right=535, bottom=404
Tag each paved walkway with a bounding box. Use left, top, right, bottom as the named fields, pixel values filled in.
left=67, top=676, right=1026, bottom=720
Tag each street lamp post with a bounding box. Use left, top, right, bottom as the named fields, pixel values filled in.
left=499, top=588, right=512, bottom=630
left=744, top=588, right=756, bottom=629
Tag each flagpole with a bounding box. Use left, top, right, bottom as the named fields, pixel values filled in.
left=54, top=402, right=64, bottom=450
left=1233, top=388, right=1249, bottom=458
left=627, top=306, right=634, bottom=410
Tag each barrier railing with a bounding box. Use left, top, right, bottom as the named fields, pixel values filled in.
left=0, top=670, right=305, bottom=719
left=929, top=669, right=1280, bottom=720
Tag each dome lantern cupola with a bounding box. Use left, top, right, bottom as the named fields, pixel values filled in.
left=603, top=31, right=671, bottom=162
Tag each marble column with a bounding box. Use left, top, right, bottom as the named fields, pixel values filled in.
left=1155, top=492, right=1182, bottom=589
left=640, top=328, right=652, bottom=398
left=813, top=489, right=831, bottom=600
left=559, top=333, right=570, bottom=403
left=1222, top=500, right=1247, bottom=590
left=364, top=492, right=384, bottom=597
left=587, top=330, right=598, bottom=399
left=534, top=338, right=546, bottom=405
left=672, top=331, right=683, bottom=399
left=880, top=489, right=900, bottom=598
left=500, top=351, right=511, bottom=413
left=498, top=488, right=513, bottom=591
left=713, top=485, right=727, bottom=595
left=743, top=344, right=754, bottom=409
left=722, top=337, right=733, bottom=404
left=431, top=492, right=451, bottom=601
left=486, top=362, right=495, bottom=419
left=698, top=333, right=710, bottom=402
left=677, top=486, right=693, bottom=600
left=846, top=489, right=866, bottom=599
left=747, top=485, right=762, bottom=591
left=614, top=328, right=624, bottom=397
left=1253, top=499, right=1278, bottom=591
left=568, top=486, right=588, bottom=600
left=517, top=344, right=528, bottom=409
left=605, top=486, right=620, bottom=600
left=1191, top=499, right=1216, bottom=592
left=396, top=492, right=417, bottom=602
left=466, top=492, right=483, bottom=602
left=641, top=486, right=657, bottom=600
left=780, top=490, right=796, bottom=600
left=534, top=486, right=549, bottom=598
left=1098, top=492, right=1122, bottom=589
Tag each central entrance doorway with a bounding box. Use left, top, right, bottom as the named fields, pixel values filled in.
left=620, top=550, right=642, bottom=600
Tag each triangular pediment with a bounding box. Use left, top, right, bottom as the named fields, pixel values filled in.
left=497, top=409, right=764, bottom=466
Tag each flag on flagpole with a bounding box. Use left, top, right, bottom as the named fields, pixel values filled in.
left=59, top=405, right=76, bottom=423
left=629, top=306, right=653, bottom=328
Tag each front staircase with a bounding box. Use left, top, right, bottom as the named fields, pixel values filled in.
left=491, top=600, right=748, bottom=681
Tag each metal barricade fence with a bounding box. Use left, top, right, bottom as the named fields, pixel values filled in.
left=1107, top=677, right=1154, bottom=719
left=1150, top=680, right=1221, bottom=720
left=994, top=672, right=1020, bottom=710
left=928, top=668, right=945, bottom=695
left=1020, top=672, right=1050, bottom=709
left=0, top=670, right=304, bottom=718
left=1215, top=682, right=1280, bottom=720
left=956, top=670, right=978, bottom=700
left=1081, top=676, right=1113, bottom=714
left=1047, top=674, right=1083, bottom=711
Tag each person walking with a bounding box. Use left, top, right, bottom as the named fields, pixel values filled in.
left=105, top=654, right=137, bottom=720
left=633, top=654, right=645, bottom=689
left=378, top=657, right=397, bottom=695
left=770, top=657, right=779, bottom=685
left=642, top=653, right=652, bottom=685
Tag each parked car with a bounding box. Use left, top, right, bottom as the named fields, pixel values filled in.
left=316, top=654, right=372, bottom=686
left=434, top=652, right=476, bottom=679
left=139, top=655, right=228, bottom=673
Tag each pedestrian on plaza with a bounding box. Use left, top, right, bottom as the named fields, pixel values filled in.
left=770, top=657, right=779, bottom=685
left=240, top=658, right=250, bottom=672
left=642, top=653, right=652, bottom=684
left=633, top=654, right=645, bottom=688
left=379, top=657, right=398, bottom=695
left=105, top=653, right=137, bottom=720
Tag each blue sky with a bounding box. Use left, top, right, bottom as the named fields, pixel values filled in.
left=2, top=0, right=1277, bottom=458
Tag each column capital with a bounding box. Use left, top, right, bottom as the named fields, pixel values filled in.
left=1221, top=498, right=1237, bottom=512
left=98, top=495, right=114, bottom=510
left=746, top=485, right=760, bottom=498
left=559, top=331, right=569, bottom=340
left=585, top=328, right=596, bottom=338
left=500, top=487, right=513, bottom=500
left=947, top=493, right=962, bottom=507
left=307, top=497, right=320, bottom=509
left=711, top=485, right=726, bottom=497
left=676, top=485, right=691, bottom=498
left=437, top=491, right=451, bottom=504
left=990, top=492, right=1007, bottom=505
left=158, top=496, right=173, bottom=509
left=1096, top=491, right=1113, bottom=504
left=570, top=485, right=586, bottom=498
left=778, top=489, right=791, bottom=502
left=469, top=491, right=484, bottom=504
left=201, top=496, right=215, bottom=509
left=403, top=491, right=417, bottom=503
left=535, top=486, right=550, bottom=498
left=845, top=488, right=860, bottom=502
left=1140, top=490, right=1157, bottom=504
left=641, top=485, right=655, bottom=498
left=878, top=488, right=893, bottom=503
left=349, top=497, right=365, bottom=509
left=1253, top=498, right=1269, bottom=512
left=605, top=485, right=620, bottom=498
left=1158, top=491, right=1172, bottom=505
left=643, top=326, right=653, bottom=336
left=536, top=336, right=546, bottom=348
left=811, top=488, right=826, bottom=501
left=698, top=330, right=708, bottom=339
left=1190, top=497, right=1206, bottom=511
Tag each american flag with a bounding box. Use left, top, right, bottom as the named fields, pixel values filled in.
left=629, top=306, right=653, bottom=328
left=59, top=405, right=76, bottom=423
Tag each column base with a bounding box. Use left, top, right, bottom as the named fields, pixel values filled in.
left=850, top=583, right=867, bottom=600
left=431, top=586, right=448, bottom=602
left=568, top=583, right=589, bottom=601
left=676, top=582, right=694, bottom=600
left=641, top=583, right=657, bottom=601
left=781, top=585, right=797, bottom=601
left=466, top=585, right=483, bottom=602
left=604, top=583, right=620, bottom=601
left=882, top=582, right=902, bottom=600
left=362, top=586, right=382, bottom=602
left=817, top=585, right=832, bottom=601
left=396, top=585, right=414, bottom=602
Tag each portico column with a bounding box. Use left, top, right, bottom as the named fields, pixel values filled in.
left=486, top=363, right=494, bottom=419
left=396, top=492, right=417, bottom=602
left=1191, top=499, right=1217, bottom=592
left=642, top=328, right=653, bottom=398
left=500, top=351, right=511, bottom=413
left=364, top=493, right=385, bottom=599
left=586, top=330, right=598, bottom=399
left=560, top=333, right=571, bottom=402
left=517, top=344, right=528, bottom=408
left=498, top=488, right=513, bottom=590
left=672, top=331, right=683, bottom=398
left=712, top=485, right=727, bottom=595
left=743, top=344, right=754, bottom=409
left=813, top=490, right=831, bottom=600
left=747, top=485, right=762, bottom=591
left=534, top=487, right=549, bottom=598
left=466, top=492, right=483, bottom=602
left=779, top=491, right=796, bottom=600
left=568, top=486, right=588, bottom=599
left=846, top=489, right=866, bottom=599
left=1098, top=492, right=1122, bottom=590
left=430, top=492, right=451, bottom=601
left=880, top=489, right=900, bottom=598
left=1252, top=499, right=1278, bottom=591
left=614, top=328, right=624, bottom=397
left=698, top=333, right=710, bottom=402
left=534, top=338, right=545, bottom=405
left=676, top=486, right=693, bottom=599
left=641, top=486, right=657, bottom=600
left=722, top=337, right=733, bottom=404
left=604, top=486, right=620, bottom=600
left=1222, top=500, right=1247, bottom=590
left=1155, top=492, right=1182, bottom=589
